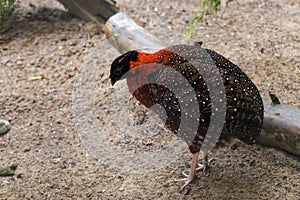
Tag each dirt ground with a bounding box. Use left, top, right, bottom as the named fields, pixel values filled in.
left=0, top=0, right=299, bottom=199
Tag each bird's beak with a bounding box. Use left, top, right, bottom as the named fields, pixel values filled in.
left=111, top=78, right=116, bottom=86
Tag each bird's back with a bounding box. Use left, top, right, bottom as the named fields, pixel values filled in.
left=127, top=45, right=264, bottom=154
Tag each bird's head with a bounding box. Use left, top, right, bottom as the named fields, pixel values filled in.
left=110, top=50, right=138, bottom=86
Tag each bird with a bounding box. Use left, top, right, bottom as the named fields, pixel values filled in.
left=109, top=44, right=264, bottom=190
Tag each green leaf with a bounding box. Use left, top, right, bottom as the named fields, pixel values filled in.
left=181, top=0, right=231, bottom=44
left=0, top=0, right=15, bottom=25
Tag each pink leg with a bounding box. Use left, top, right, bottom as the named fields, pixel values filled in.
left=178, top=152, right=199, bottom=191
left=177, top=154, right=210, bottom=191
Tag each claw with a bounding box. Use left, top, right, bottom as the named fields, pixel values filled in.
left=175, top=170, right=195, bottom=192
left=175, top=154, right=211, bottom=191
left=196, top=156, right=213, bottom=172
left=195, top=163, right=206, bottom=172
left=182, top=171, right=188, bottom=177
left=179, top=176, right=194, bottom=191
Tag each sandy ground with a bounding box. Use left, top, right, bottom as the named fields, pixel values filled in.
left=0, top=0, right=299, bottom=199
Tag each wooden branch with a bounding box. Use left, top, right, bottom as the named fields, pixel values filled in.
left=57, top=0, right=119, bottom=25
left=103, top=13, right=300, bottom=156
left=103, top=12, right=165, bottom=53
left=260, top=100, right=300, bottom=155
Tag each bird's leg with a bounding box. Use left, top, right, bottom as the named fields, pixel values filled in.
left=181, top=154, right=209, bottom=178
left=176, top=154, right=212, bottom=191
left=176, top=152, right=199, bottom=191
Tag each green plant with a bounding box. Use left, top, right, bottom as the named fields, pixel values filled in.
left=181, top=0, right=233, bottom=43
left=0, top=0, right=15, bottom=24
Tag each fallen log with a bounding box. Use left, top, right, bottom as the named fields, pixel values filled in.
left=260, top=99, right=300, bottom=156
left=57, top=0, right=119, bottom=25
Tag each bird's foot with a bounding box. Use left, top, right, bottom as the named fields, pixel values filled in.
left=182, top=157, right=212, bottom=177
left=195, top=157, right=213, bottom=172
left=174, top=153, right=199, bottom=191
left=175, top=166, right=197, bottom=192
left=176, top=156, right=213, bottom=192
left=175, top=174, right=195, bottom=192
left=181, top=164, right=203, bottom=178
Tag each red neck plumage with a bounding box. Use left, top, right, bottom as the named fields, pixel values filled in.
left=126, top=49, right=183, bottom=94
left=129, top=49, right=180, bottom=71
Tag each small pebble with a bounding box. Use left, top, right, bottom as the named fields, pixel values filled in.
left=231, top=143, right=238, bottom=150
left=16, top=60, right=23, bottom=65
left=53, top=157, right=62, bottom=163
left=249, top=160, right=256, bottom=166
left=119, top=139, right=129, bottom=144
left=23, top=147, right=31, bottom=152
left=1, top=57, right=10, bottom=64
